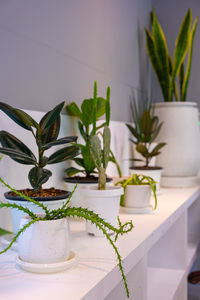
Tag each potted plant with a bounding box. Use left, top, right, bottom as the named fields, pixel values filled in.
left=126, top=106, right=166, bottom=191
left=65, top=81, right=122, bottom=207
left=0, top=175, right=133, bottom=298
left=0, top=101, right=79, bottom=233
left=145, top=8, right=200, bottom=187
left=79, top=85, right=123, bottom=236
left=116, top=174, right=157, bottom=214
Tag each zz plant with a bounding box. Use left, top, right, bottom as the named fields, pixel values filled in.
left=66, top=81, right=122, bottom=178
left=0, top=102, right=79, bottom=193
left=146, top=8, right=198, bottom=101
left=0, top=175, right=133, bottom=298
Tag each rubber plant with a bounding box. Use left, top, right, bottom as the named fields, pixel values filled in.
left=145, top=8, right=198, bottom=101
left=65, top=81, right=122, bottom=179
left=0, top=101, right=79, bottom=195
left=0, top=175, right=133, bottom=298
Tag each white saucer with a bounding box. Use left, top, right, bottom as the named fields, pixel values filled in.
left=16, top=251, right=78, bottom=273
left=120, top=205, right=155, bottom=214
left=0, top=234, right=18, bottom=251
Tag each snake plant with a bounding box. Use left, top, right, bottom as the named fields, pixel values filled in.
left=145, top=8, right=198, bottom=101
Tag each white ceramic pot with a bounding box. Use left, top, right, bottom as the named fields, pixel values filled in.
left=18, top=215, right=70, bottom=264
left=154, top=102, right=200, bottom=179
left=124, top=185, right=152, bottom=208
left=130, top=167, right=163, bottom=191
left=81, top=186, right=123, bottom=236
left=64, top=178, right=112, bottom=208
left=132, top=143, right=157, bottom=167
left=5, top=192, right=70, bottom=234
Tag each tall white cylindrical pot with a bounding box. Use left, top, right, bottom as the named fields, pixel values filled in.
left=154, top=102, right=200, bottom=186
left=81, top=186, right=123, bottom=236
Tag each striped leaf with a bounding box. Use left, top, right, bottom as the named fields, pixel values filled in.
left=28, top=167, right=52, bottom=190
left=40, top=102, right=64, bottom=130
left=48, top=146, right=79, bottom=164
left=0, top=147, right=36, bottom=165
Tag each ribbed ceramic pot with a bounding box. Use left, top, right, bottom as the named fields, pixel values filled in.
left=18, top=215, right=70, bottom=264
left=5, top=190, right=70, bottom=234
left=81, top=186, right=123, bottom=236
left=153, top=102, right=200, bottom=178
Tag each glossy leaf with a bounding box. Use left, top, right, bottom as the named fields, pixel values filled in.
left=136, top=143, right=149, bottom=157
left=65, top=167, right=84, bottom=177
left=150, top=143, right=166, bottom=157
left=0, top=102, right=31, bottom=131
left=39, top=115, right=60, bottom=146
left=42, top=136, right=77, bottom=150
left=14, top=109, right=38, bottom=129
left=0, top=131, right=36, bottom=160
left=48, top=146, right=79, bottom=164
left=40, top=102, right=65, bottom=130
left=0, top=147, right=36, bottom=165
left=126, top=124, right=140, bottom=140
left=73, top=157, right=85, bottom=168
left=28, top=167, right=52, bottom=190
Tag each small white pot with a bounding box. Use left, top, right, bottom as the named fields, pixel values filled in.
left=18, top=216, right=70, bottom=264
left=81, top=186, right=123, bottom=236
left=123, top=185, right=152, bottom=208
left=5, top=192, right=69, bottom=234
left=130, top=167, right=163, bottom=191
left=132, top=143, right=157, bottom=167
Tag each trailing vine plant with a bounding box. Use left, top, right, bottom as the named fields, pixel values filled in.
left=0, top=176, right=133, bottom=298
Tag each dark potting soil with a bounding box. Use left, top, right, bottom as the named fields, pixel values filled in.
left=64, top=176, right=112, bottom=184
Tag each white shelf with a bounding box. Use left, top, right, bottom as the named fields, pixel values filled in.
left=147, top=267, right=185, bottom=300
left=187, top=243, right=198, bottom=272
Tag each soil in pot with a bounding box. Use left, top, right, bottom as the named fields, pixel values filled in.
left=5, top=188, right=70, bottom=200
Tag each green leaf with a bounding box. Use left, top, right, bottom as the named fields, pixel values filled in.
left=103, top=126, right=111, bottom=169
left=66, top=102, right=82, bottom=120
left=65, top=167, right=84, bottom=177
left=140, top=111, right=152, bottom=137
left=42, top=136, right=77, bottom=150
left=73, top=157, right=85, bottom=168
left=152, top=11, right=170, bottom=101
left=106, top=86, right=111, bottom=126
left=0, top=228, right=12, bottom=236
left=48, top=146, right=79, bottom=164
left=150, top=142, right=166, bottom=157
left=28, top=167, right=52, bottom=191
left=39, top=115, right=60, bottom=146
left=0, top=131, right=36, bottom=160
left=40, top=102, right=65, bottom=130
left=89, top=135, right=102, bottom=170
left=126, top=124, right=140, bottom=141
left=151, top=122, right=163, bottom=142
left=0, top=147, right=36, bottom=165
left=136, top=143, right=149, bottom=157
left=78, top=121, right=87, bottom=142
left=181, top=17, right=198, bottom=101
left=170, top=9, right=192, bottom=100
left=81, top=144, right=96, bottom=173
left=0, top=102, right=32, bottom=131
left=81, top=99, right=94, bottom=127
left=14, top=109, right=38, bottom=129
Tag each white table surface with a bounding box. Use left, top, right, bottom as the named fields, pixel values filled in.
left=0, top=187, right=199, bottom=300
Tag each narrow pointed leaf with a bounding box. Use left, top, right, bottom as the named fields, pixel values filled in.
left=136, top=143, right=149, bottom=157
left=14, top=109, right=38, bottom=129
left=41, top=102, right=65, bottom=130
left=0, top=147, right=36, bottom=165
left=65, top=167, right=84, bottom=177
left=66, top=102, right=82, bottom=120
left=39, top=115, right=60, bottom=146
left=150, top=143, right=166, bottom=156
left=42, top=136, right=77, bottom=150
left=103, top=126, right=110, bottom=168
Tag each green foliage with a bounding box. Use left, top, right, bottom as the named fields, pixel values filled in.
left=65, top=81, right=121, bottom=178
left=116, top=174, right=157, bottom=210
left=146, top=8, right=198, bottom=101
left=126, top=99, right=166, bottom=168
left=0, top=176, right=133, bottom=298
left=0, top=102, right=79, bottom=192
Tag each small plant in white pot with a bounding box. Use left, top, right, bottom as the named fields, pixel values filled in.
left=127, top=108, right=166, bottom=191
left=116, top=174, right=157, bottom=214
left=0, top=101, right=79, bottom=234
left=65, top=81, right=121, bottom=208
left=81, top=86, right=123, bottom=236
left=0, top=176, right=133, bottom=298
left=145, top=8, right=200, bottom=187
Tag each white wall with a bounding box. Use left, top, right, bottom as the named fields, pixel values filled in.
left=0, top=0, right=152, bottom=122
left=152, top=0, right=200, bottom=110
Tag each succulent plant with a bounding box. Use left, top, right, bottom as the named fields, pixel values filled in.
left=145, top=8, right=198, bottom=101
left=0, top=102, right=79, bottom=192
left=65, top=81, right=122, bottom=178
